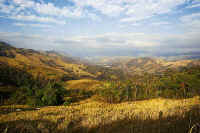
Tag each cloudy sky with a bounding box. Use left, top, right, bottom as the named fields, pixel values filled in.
left=0, top=0, right=200, bottom=57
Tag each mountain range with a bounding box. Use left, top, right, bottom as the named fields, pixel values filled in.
left=1, top=41, right=200, bottom=79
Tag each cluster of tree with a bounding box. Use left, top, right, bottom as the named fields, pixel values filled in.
left=0, top=63, right=67, bottom=106
left=95, top=67, right=200, bottom=103
left=1, top=61, right=200, bottom=106
left=0, top=63, right=33, bottom=87
left=12, top=81, right=66, bottom=106
left=95, top=80, right=157, bottom=103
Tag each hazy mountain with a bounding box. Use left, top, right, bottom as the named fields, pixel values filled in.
left=85, top=56, right=200, bottom=75
left=1, top=41, right=200, bottom=79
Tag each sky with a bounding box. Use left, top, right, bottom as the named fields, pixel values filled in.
left=0, top=0, right=200, bottom=58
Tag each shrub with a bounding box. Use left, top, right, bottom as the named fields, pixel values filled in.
left=42, top=82, right=66, bottom=105
left=96, top=81, right=135, bottom=103
left=11, top=81, right=67, bottom=106
left=63, top=97, right=73, bottom=106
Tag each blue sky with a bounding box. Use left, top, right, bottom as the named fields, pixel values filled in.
left=0, top=0, right=200, bottom=57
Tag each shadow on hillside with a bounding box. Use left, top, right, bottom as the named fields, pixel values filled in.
left=73, top=106, right=200, bottom=133
left=0, top=107, right=39, bottom=115
left=0, top=106, right=200, bottom=133
left=0, top=119, right=60, bottom=133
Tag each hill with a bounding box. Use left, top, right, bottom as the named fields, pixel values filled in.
left=126, top=57, right=200, bottom=74
left=0, top=42, right=200, bottom=133
left=0, top=41, right=97, bottom=80
left=0, top=42, right=126, bottom=81
left=2, top=41, right=199, bottom=82
left=87, top=56, right=200, bottom=75
left=0, top=42, right=126, bottom=105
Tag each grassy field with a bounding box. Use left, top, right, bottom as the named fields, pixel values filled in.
left=0, top=97, right=200, bottom=133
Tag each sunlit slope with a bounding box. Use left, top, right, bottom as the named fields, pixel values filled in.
left=98, top=57, right=200, bottom=74
left=0, top=42, right=95, bottom=79
left=65, top=79, right=101, bottom=90
left=0, top=97, right=199, bottom=133
left=87, top=56, right=200, bottom=75
left=126, top=57, right=200, bottom=74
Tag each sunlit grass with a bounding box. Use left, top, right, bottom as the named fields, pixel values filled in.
left=65, top=79, right=101, bottom=90
left=0, top=97, right=199, bottom=133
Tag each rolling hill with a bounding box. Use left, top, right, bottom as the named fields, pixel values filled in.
left=87, top=56, right=200, bottom=75
left=0, top=41, right=96, bottom=81
left=0, top=42, right=200, bottom=133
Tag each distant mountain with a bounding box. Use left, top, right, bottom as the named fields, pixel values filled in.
left=86, top=56, right=200, bottom=75
left=0, top=41, right=97, bottom=80
left=1, top=41, right=200, bottom=80
left=125, top=57, right=200, bottom=74
left=0, top=41, right=127, bottom=82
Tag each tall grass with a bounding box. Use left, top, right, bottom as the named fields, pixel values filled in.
left=0, top=97, right=199, bottom=133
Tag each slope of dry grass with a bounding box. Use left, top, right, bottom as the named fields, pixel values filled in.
left=65, top=79, right=101, bottom=90
left=0, top=48, right=96, bottom=80
left=0, top=97, right=199, bottom=133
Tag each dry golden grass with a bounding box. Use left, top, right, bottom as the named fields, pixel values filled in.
left=0, top=50, right=96, bottom=80
left=0, top=97, right=199, bottom=133
left=65, top=79, right=101, bottom=90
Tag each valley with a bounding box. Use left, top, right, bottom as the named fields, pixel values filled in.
left=0, top=42, right=200, bottom=133
left=1, top=0, right=200, bottom=132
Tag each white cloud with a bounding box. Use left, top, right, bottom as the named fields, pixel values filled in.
left=0, top=0, right=188, bottom=23
left=120, top=15, right=152, bottom=23
left=1, top=30, right=200, bottom=57
left=180, top=13, right=200, bottom=30
left=186, top=3, right=200, bottom=8
left=0, top=32, right=55, bottom=50
left=71, top=0, right=186, bottom=21
left=13, top=23, right=53, bottom=28
left=121, top=0, right=185, bottom=23
left=186, top=1, right=200, bottom=8
left=0, top=0, right=100, bottom=22
left=72, top=0, right=125, bottom=16
left=180, top=13, right=200, bottom=23
left=34, top=2, right=83, bottom=18
left=0, top=0, right=69, bottom=24
left=1, top=0, right=200, bottom=57
left=151, top=22, right=170, bottom=26
left=0, top=1, right=15, bottom=14
left=9, top=15, right=66, bottom=25
left=87, top=13, right=101, bottom=21
left=60, top=32, right=160, bottom=48
left=12, top=0, right=34, bottom=8
left=11, top=0, right=86, bottom=19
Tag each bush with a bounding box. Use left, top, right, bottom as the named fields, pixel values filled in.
left=63, top=101, right=71, bottom=106
left=96, top=81, right=135, bottom=103
left=63, top=97, right=73, bottom=106
left=11, top=81, right=67, bottom=106
left=41, top=82, right=66, bottom=106
left=95, top=67, right=200, bottom=103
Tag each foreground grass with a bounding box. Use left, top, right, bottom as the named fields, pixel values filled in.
left=0, top=97, right=200, bottom=133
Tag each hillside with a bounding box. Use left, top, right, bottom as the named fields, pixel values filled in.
left=2, top=41, right=199, bottom=81
left=0, top=41, right=97, bottom=80
left=0, top=42, right=200, bottom=133
left=0, top=42, right=127, bottom=82
left=88, top=56, right=200, bottom=75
